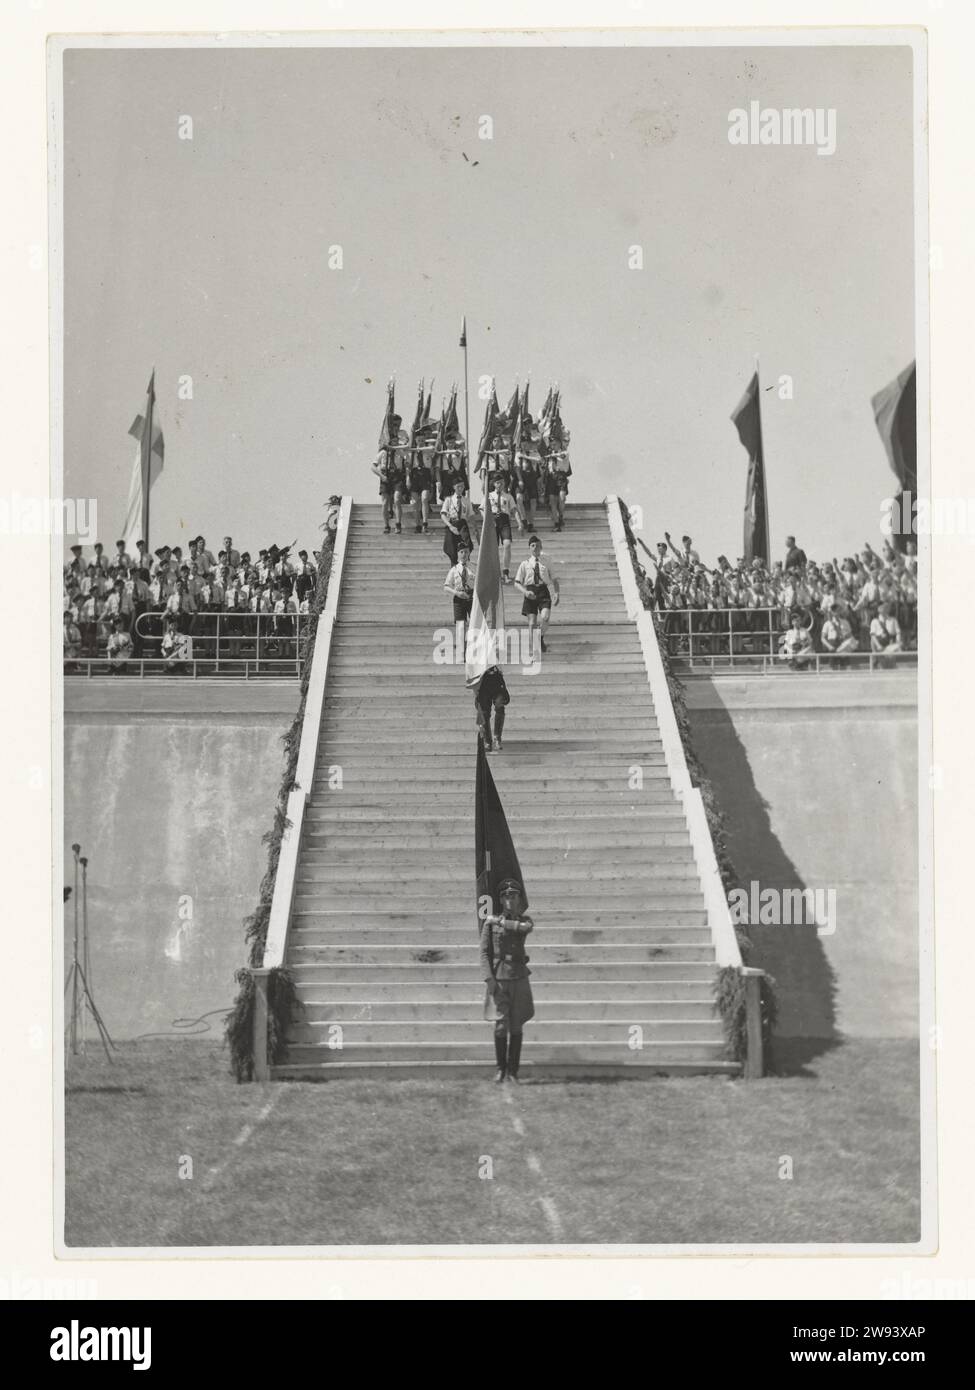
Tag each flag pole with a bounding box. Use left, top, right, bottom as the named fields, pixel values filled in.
left=460, top=317, right=470, bottom=478
left=754, top=354, right=770, bottom=560
left=144, top=368, right=156, bottom=552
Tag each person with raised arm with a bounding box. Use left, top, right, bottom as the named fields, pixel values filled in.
left=479, top=878, right=534, bottom=1083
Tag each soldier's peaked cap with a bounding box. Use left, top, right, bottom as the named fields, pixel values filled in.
left=498, top=879, right=523, bottom=897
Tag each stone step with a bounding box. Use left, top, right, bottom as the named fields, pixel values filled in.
left=297, top=847, right=694, bottom=870
left=302, top=799, right=681, bottom=819
left=311, top=773, right=675, bottom=792
left=292, top=980, right=715, bottom=1003
left=302, top=811, right=685, bottom=830
left=295, top=997, right=717, bottom=1020
left=277, top=1039, right=729, bottom=1065
left=287, top=942, right=716, bottom=965
left=295, top=860, right=697, bottom=883
left=301, top=830, right=690, bottom=851
left=291, top=908, right=709, bottom=929
left=292, top=892, right=706, bottom=914
left=291, top=923, right=710, bottom=946
left=285, top=960, right=717, bottom=982
left=272, top=1058, right=740, bottom=1079
left=288, top=1018, right=724, bottom=1044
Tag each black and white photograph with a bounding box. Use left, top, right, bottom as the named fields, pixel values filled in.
left=46, top=25, right=934, bottom=1263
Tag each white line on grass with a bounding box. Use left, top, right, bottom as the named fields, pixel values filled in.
left=202, top=1091, right=282, bottom=1192
left=503, top=1088, right=565, bottom=1240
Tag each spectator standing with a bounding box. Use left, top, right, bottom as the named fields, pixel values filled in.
left=784, top=535, right=807, bottom=572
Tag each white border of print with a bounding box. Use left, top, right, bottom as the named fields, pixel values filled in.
left=47, top=23, right=935, bottom=1262
left=1, top=3, right=958, bottom=1301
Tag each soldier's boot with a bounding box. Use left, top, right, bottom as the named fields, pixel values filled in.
left=493, top=1029, right=508, bottom=1084
left=506, top=1033, right=522, bottom=1083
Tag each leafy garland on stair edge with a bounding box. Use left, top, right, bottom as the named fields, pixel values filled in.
left=224, top=526, right=337, bottom=1081
left=616, top=501, right=777, bottom=1066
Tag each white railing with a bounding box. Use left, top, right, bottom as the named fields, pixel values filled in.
left=606, top=496, right=742, bottom=971
left=262, top=497, right=352, bottom=973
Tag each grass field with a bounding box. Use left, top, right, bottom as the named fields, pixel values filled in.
left=64, top=1038, right=920, bottom=1248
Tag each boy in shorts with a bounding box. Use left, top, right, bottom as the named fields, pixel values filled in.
left=514, top=534, right=560, bottom=654
left=488, top=474, right=519, bottom=583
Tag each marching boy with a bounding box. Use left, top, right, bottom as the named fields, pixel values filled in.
left=488, top=473, right=519, bottom=583
left=479, top=878, right=534, bottom=1083
left=407, top=449, right=435, bottom=534
left=514, top=534, right=560, bottom=654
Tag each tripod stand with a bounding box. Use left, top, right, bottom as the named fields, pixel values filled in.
left=65, top=844, right=115, bottom=1063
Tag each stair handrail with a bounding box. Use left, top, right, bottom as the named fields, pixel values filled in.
left=263, top=496, right=353, bottom=970
left=606, top=495, right=742, bottom=969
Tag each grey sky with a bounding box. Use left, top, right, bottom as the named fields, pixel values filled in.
left=62, top=41, right=915, bottom=563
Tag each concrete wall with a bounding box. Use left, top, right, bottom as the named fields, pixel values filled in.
left=685, top=673, right=919, bottom=1049
left=64, top=671, right=919, bottom=1054
left=64, top=680, right=299, bottom=1040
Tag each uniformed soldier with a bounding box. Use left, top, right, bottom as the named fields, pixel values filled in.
left=479, top=879, right=534, bottom=1083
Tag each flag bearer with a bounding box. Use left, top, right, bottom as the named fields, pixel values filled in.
left=515, top=450, right=540, bottom=530
left=371, top=421, right=408, bottom=534
left=479, top=878, right=534, bottom=1083
left=408, top=450, right=435, bottom=533
left=474, top=662, right=510, bottom=753
left=545, top=451, right=572, bottom=531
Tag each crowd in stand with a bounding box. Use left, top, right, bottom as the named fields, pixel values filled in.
left=634, top=530, right=918, bottom=666
left=62, top=506, right=339, bottom=671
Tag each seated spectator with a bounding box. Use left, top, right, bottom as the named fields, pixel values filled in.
left=819, top=606, right=859, bottom=667
left=778, top=612, right=814, bottom=670
left=106, top=617, right=133, bottom=673
left=870, top=602, right=903, bottom=667
left=63, top=611, right=82, bottom=668
left=161, top=617, right=191, bottom=673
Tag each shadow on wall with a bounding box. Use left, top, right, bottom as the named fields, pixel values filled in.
left=696, top=701, right=840, bottom=1077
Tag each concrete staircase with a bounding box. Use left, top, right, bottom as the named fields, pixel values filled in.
left=273, top=500, right=736, bottom=1077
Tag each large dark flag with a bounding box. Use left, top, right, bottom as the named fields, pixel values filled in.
left=378, top=379, right=397, bottom=450
left=731, top=370, right=769, bottom=563
left=444, top=383, right=462, bottom=444
left=122, top=370, right=164, bottom=554
left=872, top=361, right=916, bottom=552
left=476, top=383, right=500, bottom=473
left=475, top=737, right=528, bottom=927
left=465, top=493, right=504, bottom=688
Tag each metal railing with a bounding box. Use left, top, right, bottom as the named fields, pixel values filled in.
left=64, top=657, right=302, bottom=680
left=63, top=611, right=312, bottom=678
left=655, top=607, right=918, bottom=673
